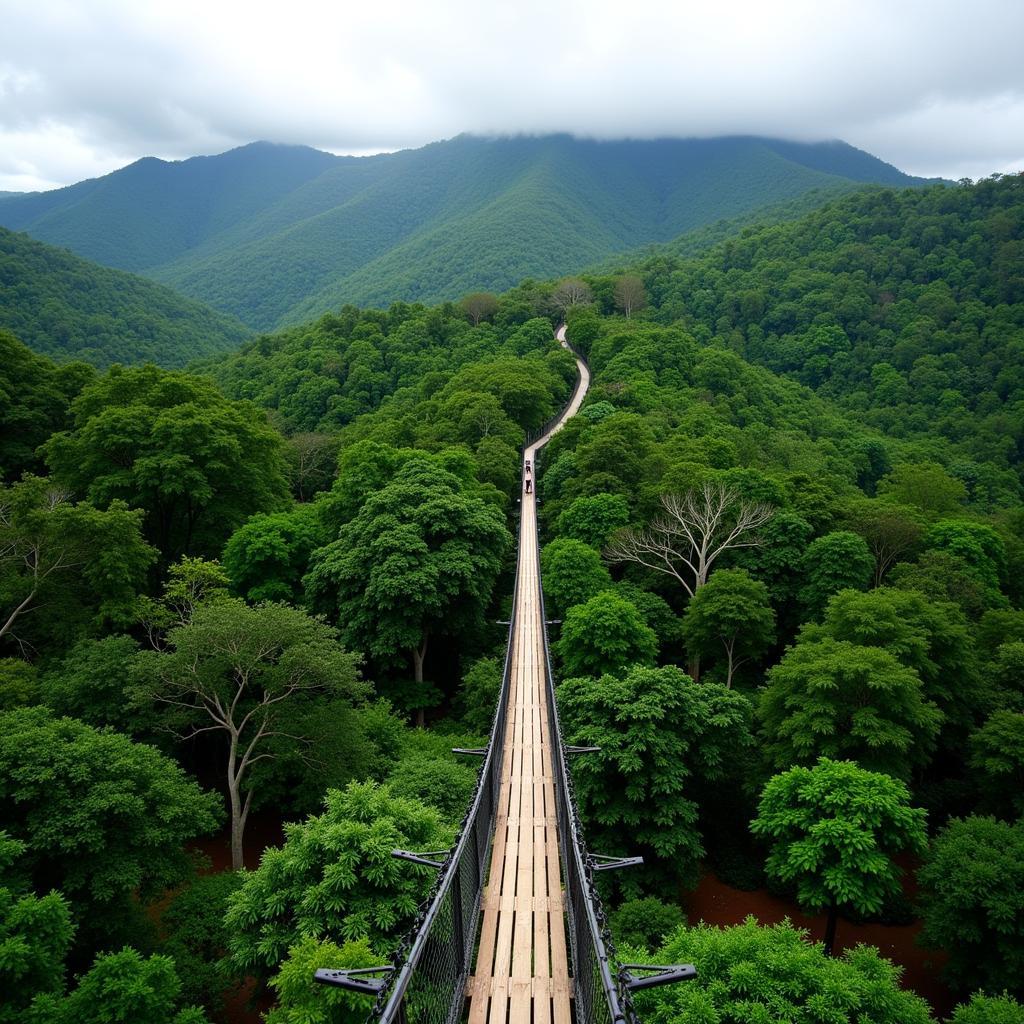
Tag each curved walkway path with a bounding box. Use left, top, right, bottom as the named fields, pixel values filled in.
left=467, top=325, right=589, bottom=1024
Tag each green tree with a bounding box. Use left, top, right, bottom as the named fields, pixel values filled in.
left=460, top=291, right=499, bottom=326
left=950, top=993, right=1024, bottom=1024
left=0, top=475, right=154, bottom=651
left=877, top=461, right=967, bottom=515
left=540, top=537, right=613, bottom=616
left=841, top=498, right=925, bottom=585
left=0, top=658, right=40, bottom=710
left=0, top=331, right=91, bottom=483
left=918, top=815, right=1024, bottom=995
left=609, top=897, right=684, bottom=951
left=386, top=752, right=477, bottom=822
left=305, top=459, right=511, bottom=726
left=627, top=918, right=933, bottom=1024
left=682, top=568, right=774, bottom=686
left=0, top=707, right=220, bottom=941
left=969, top=711, right=1024, bottom=818
left=0, top=833, right=73, bottom=1024
left=39, top=636, right=144, bottom=734
left=43, top=364, right=289, bottom=560
left=805, top=586, right=979, bottom=734
left=798, top=531, right=874, bottom=617
left=751, top=758, right=927, bottom=956
left=926, top=519, right=1007, bottom=593
left=29, top=947, right=211, bottom=1024
left=557, top=666, right=752, bottom=885
left=225, top=782, right=449, bottom=979
left=557, top=590, right=657, bottom=678
left=455, top=656, right=502, bottom=733
left=266, top=936, right=384, bottom=1024
left=759, top=638, right=941, bottom=778
left=222, top=505, right=326, bottom=603
left=556, top=493, right=630, bottom=550
left=135, top=599, right=365, bottom=870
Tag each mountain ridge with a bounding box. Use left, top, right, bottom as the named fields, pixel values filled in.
left=0, top=134, right=936, bottom=329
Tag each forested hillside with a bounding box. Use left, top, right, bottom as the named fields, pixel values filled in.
left=0, top=227, right=251, bottom=366
left=0, top=134, right=930, bottom=329
left=2, top=174, right=1023, bottom=1024
left=627, top=175, right=1024, bottom=479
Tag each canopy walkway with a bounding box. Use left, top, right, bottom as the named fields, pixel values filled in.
left=317, top=326, right=694, bottom=1024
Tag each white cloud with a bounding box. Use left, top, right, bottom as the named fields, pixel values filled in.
left=0, top=0, right=1022, bottom=189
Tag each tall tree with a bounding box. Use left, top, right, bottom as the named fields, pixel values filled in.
left=918, top=815, right=1024, bottom=996
left=751, top=758, right=927, bottom=956
left=43, top=364, right=289, bottom=560
left=0, top=476, right=154, bottom=651
left=613, top=275, right=647, bottom=318
left=304, top=458, right=511, bottom=726
left=841, top=498, right=925, bottom=585
left=804, top=585, right=979, bottom=735
left=682, top=568, right=775, bottom=685
left=540, top=537, right=613, bottom=616
left=549, top=278, right=593, bottom=317
left=556, top=590, right=658, bottom=678
left=225, top=782, right=448, bottom=980
left=605, top=482, right=773, bottom=597
left=460, top=292, right=499, bottom=326
left=759, top=637, right=942, bottom=778
left=0, top=707, right=220, bottom=937
left=134, top=599, right=365, bottom=870
left=557, top=665, right=752, bottom=887
left=556, top=492, right=630, bottom=550
left=798, top=531, right=874, bottom=617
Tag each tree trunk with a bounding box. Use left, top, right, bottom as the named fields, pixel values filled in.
left=724, top=639, right=735, bottom=688
left=822, top=899, right=839, bottom=957
left=687, top=655, right=701, bottom=683
left=412, top=637, right=428, bottom=729
left=226, top=737, right=251, bottom=872
left=227, top=776, right=245, bottom=871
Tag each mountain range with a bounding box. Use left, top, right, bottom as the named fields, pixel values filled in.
left=0, top=134, right=934, bottom=331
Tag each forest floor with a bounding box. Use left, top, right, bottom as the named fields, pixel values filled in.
left=683, top=870, right=955, bottom=1017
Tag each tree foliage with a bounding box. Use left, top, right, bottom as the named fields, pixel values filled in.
left=557, top=665, right=752, bottom=884
left=751, top=758, right=927, bottom=955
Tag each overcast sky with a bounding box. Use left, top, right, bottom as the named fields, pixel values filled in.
left=1, top=0, right=1022, bottom=192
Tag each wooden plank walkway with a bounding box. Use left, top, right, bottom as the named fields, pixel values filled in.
left=467, top=327, right=589, bottom=1024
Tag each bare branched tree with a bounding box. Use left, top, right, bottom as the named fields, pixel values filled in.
left=549, top=278, right=593, bottom=317
left=460, top=291, right=499, bottom=326
left=613, top=275, right=647, bottom=318
left=604, top=482, right=774, bottom=598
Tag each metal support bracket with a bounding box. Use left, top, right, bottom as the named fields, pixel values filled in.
left=566, top=745, right=601, bottom=754
left=314, top=966, right=395, bottom=993
left=452, top=747, right=487, bottom=756
left=590, top=853, right=644, bottom=871
left=620, top=964, right=697, bottom=991
left=392, top=848, right=448, bottom=868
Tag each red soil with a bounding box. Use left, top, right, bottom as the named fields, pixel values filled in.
left=684, top=871, right=955, bottom=1017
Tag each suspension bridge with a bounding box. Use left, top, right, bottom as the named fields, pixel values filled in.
left=316, top=325, right=694, bottom=1024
